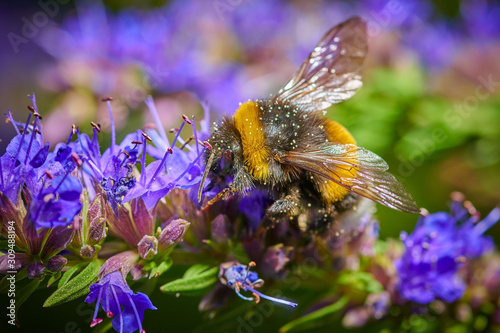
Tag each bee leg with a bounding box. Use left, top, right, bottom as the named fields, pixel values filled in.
left=262, top=188, right=301, bottom=227
left=202, top=187, right=236, bottom=210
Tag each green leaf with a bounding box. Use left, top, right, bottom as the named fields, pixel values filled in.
left=337, top=271, right=383, bottom=294
left=280, top=296, right=348, bottom=333
left=150, top=259, right=173, bottom=278
left=58, top=262, right=86, bottom=287
left=183, top=264, right=213, bottom=279
left=47, top=271, right=61, bottom=287
left=160, top=266, right=218, bottom=294
left=44, top=260, right=101, bottom=307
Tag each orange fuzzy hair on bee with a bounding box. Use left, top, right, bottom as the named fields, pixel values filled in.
left=233, top=101, right=270, bottom=180
left=319, top=119, right=358, bottom=203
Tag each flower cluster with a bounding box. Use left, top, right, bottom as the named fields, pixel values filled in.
left=0, top=93, right=499, bottom=332
left=395, top=194, right=500, bottom=304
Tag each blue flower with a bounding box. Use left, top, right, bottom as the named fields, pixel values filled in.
left=219, top=261, right=297, bottom=307
left=239, top=190, right=273, bottom=232
left=2, top=103, right=45, bottom=203
left=85, top=270, right=157, bottom=333
left=395, top=196, right=500, bottom=304
left=28, top=174, right=82, bottom=230
left=122, top=97, right=207, bottom=210
left=73, top=99, right=143, bottom=212
left=1, top=94, right=83, bottom=230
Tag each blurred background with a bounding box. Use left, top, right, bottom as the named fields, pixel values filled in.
left=0, top=0, right=499, bottom=331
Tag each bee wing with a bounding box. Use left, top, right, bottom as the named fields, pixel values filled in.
left=273, top=17, right=367, bottom=112
left=279, top=144, right=420, bottom=213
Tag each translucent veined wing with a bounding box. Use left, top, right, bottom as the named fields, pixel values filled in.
left=278, top=144, right=420, bottom=214
left=272, top=17, right=367, bottom=112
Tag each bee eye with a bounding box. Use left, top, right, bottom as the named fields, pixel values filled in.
left=220, top=149, right=233, bottom=173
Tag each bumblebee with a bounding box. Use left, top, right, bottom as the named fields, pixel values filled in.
left=198, top=17, right=420, bottom=228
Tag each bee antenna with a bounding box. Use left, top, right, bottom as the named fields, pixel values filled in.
left=198, top=149, right=215, bottom=203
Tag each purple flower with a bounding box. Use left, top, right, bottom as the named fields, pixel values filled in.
left=1, top=94, right=83, bottom=230
left=85, top=270, right=157, bottom=333
left=219, top=261, right=297, bottom=307
left=122, top=97, right=207, bottom=210
left=28, top=174, right=82, bottom=229
left=73, top=99, right=142, bottom=212
left=461, top=0, right=500, bottom=41
left=395, top=195, right=500, bottom=304
left=239, top=190, right=273, bottom=232
left=405, top=21, right=460, bottom=70
left=1, top=101, right=45, bottom=203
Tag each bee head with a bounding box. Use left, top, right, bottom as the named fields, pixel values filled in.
left=197, top=118, right=244, bottom=202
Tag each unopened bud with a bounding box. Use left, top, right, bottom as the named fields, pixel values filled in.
left=137, top=235, right=158, bottom=260
left=46, top=255, right=68, bottom=272
left=80, top=244, right=96, bottom=258
left=27, top=262, right=45, bottom=279
left=88, top=218, right=107, bottom=244
left=211, top=214, right=231, bottom=242
left=159, top=219, right=190, bottom=250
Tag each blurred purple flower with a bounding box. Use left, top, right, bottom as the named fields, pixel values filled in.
left=405, top=21, right=460, bottom=70
left=395, top=196, right=500, bottom=304
left=85, top=270, right=156, bottom=333
left=461, top=0, right=500, bottom=41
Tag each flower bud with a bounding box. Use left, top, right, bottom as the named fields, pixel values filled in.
left=261, top=244, right=293, bottom=277
left=46, top=255, right=68, bottom=272
left=159, top=219, right=190, bottom=250
left=80, top=244, right=96, bottom=258
left=211, top=214, right=231, bottom=243
left=27, top=262, right=46, bottom=279
left=88, top=218, right=107, bottom=244
left=342, top=307, right=370, bottom=328
left=137, top=235, right=158, bottom=259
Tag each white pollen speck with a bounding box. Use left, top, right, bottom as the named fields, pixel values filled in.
left=307, top=203, right=311, bottom=207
